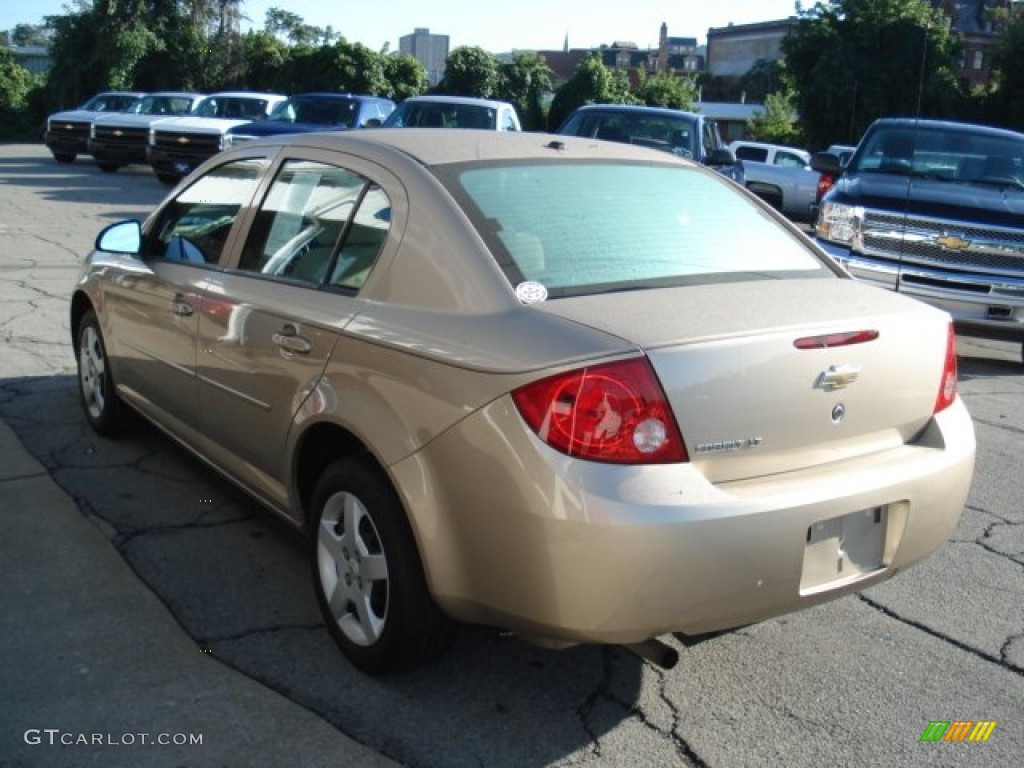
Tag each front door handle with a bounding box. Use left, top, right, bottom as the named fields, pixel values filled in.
left=272, top=325, right=312, bottom=355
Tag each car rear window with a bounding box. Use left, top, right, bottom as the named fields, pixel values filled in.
left=439, top=161, right=828, bottom=298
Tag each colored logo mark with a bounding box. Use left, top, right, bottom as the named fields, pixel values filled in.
left=920, top=720, right=997, bottom=742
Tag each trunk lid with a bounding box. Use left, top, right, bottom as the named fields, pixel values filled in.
left=538, top=278, right=951, bottom=482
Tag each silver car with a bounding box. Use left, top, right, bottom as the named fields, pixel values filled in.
left=72, top=130, right=976, bottom=674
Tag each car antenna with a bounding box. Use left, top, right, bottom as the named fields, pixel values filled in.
left=896, top=18, right=933, bottom=295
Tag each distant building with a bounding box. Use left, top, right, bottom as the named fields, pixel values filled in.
left=705, top=3, right=1012, bottom=91
left=694, top=101, right=765, bottom=143
left=8, top=45, right=51, bottom=75
left=656, top=23, right=702, bottom=74
left=931, top=0, right=1009, bottom=90
left=538, top=22, right=704, bottom=88
left=399, top=28, right=450, bottom=87
left=706, top=18, right=798, bottom=79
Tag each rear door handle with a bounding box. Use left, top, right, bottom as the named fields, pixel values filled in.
left=171, top=296, right=194, bottom=317
left=272, top=325, right=312, bottom=355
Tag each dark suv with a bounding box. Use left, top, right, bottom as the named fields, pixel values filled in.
left=813, top=118, right=1024, bottom=359
left=556, top=104, right=743, bottom=184
left=224, top=93, right=396, bottom=147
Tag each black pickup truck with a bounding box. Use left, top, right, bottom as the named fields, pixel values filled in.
left=813, top=118, right=1024, bottom=361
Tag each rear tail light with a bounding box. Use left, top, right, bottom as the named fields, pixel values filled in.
left=934, top=322, right=958, bottom=414
left=511, top=357, right=688, bottom=464
left=816, top=173, right=835, bottom=202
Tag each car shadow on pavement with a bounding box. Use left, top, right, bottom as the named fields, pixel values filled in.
left=0, top=147, right=167, bottom=213
left=958, top=358, right=1021, bottom=381
left=0, top=373, right=648, bottom=768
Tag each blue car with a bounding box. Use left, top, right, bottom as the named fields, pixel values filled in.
left=225, top=93, right=396, bottom=146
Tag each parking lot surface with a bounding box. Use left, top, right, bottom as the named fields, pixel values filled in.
left=1, top=144, right=1022, bottom=767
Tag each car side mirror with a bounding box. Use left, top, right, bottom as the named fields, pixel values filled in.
left=706, top=148, right=737, bottom=167
left=96, top=220, right=142, bottom=255
left=811, top=152, right=843, bottom=177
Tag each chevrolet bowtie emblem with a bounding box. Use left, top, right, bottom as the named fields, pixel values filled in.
left=935, top=234, right=971, bottom=251
left=64, top=124, right=74, bottom=130
left=113, top=129, right=124, bottom=137
left=176, top=136, right=190, bottom=144
left=818, top=363, right=862, bottom=391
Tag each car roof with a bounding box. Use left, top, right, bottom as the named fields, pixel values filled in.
left=289, top=92, right=392, bottom=101
left=400, top=95, right=514, bottom=109
left=145, top=91, right=204, bottom=99
left=568, top=104, right=702, bottom=119
left=244, top=127, right=689, bottom=168
left=870, top=117, right=1024, bottom=141
left=204, top=91, right=286, bottom=100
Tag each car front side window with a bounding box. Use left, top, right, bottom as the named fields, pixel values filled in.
left=146, top=158, right=268, bottom=265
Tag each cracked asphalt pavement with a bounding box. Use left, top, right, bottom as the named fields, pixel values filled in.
left=2, top=144, right=1022, bottom=767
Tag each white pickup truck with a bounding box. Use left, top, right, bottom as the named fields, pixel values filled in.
left=729, top=140, right=822, bottom=221
left=146, top=91, right=287, bottom=184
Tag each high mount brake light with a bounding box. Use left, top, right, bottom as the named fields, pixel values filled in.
left=511, top=358, right=687, bottom=464
left=794, top=330, right=879, bottom=349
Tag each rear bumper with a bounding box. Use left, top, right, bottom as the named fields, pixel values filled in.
left=817, top=239, right=1024, bottom=341
left=393, top=396, right=976, bottom=645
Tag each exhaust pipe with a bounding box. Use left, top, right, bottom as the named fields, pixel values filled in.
left=624, top=638, right=679, bottom=670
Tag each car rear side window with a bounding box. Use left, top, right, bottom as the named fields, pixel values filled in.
left=147, top=157, right=267, bottom=265
left=237, top=159, right=391, bottom=289
left=444, top=161, right=828, bottom=298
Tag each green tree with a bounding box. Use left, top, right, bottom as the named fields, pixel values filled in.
left=44, top=1, right=232, bottom=103
left=264, top=6, right=335, bottom=46
left=636, top=70, right=697, bottom=110
left=281, top=40, right=388, bottom=94
left=746, top=90, right=803, bottom=144
left=547, top=52, right=636, bottom=130
left=332, top=41, right=389, bottom=94
left=93, top=0, right=163, bottom=89
left=382, top=54, right=428, bottom=100
left=986, top=12, right=1024, bottom=130
left=0, top=48, right=39, bottom=139
left=782, top=0, right=962, bottom=149
left=498, top=51, right=553, bottom=131
left=6, top=24, right=52, bottom=47
left=735, top=59, right=786, bottom=103
left=45, top=3, right=102, bottom=107
left=437, top=46, right=502, bottom=98
left=0, top=48, right=33, bottom=111
left=239, top=29, right=290, bottom=91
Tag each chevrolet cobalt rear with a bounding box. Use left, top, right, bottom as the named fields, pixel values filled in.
left=71, top=130, right=975, bottom=674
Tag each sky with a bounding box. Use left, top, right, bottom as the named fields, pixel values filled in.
left=1, top=1, right=801, bottom=51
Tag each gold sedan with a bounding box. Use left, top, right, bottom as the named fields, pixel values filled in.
left=71, top=130, right=975, bottom=675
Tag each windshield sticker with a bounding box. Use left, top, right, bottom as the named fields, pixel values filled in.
left=515, top=281, right=548, bottom=304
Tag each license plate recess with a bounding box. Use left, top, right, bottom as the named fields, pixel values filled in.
left=800, top=506, right=887, bottom=594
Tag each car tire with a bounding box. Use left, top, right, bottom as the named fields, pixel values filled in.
left=53, top=153, right=76, bottom=164
left=156, top=173, right=179, bottom=186
left=97, top=162, right=119, bottom=173
left=310, top=456, right=455, bottom=675
left=75, top=310, right=128, bottom=436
